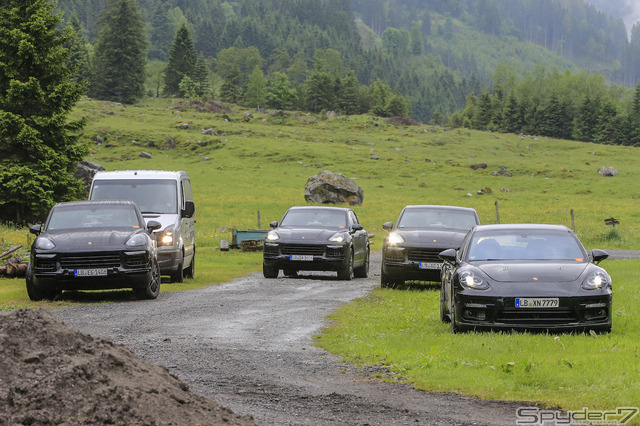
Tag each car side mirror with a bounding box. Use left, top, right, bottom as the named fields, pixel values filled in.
left=147, top=220, right=162, bottom=232
left=351, top=224, right=364, bottom=232
left=382, top=222, right=393, bottom=230
left=439, top=248, right=458, bottom=264
left=591, top=249, right=609, bottom=264
left=29, top=224, right=42, bottom=236
left=182, top=200, right=195, bottom=218
left=270, top=221, right=278, bottom=228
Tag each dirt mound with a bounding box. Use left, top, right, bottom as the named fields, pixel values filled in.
left=0, top=309, right=255, bottom=426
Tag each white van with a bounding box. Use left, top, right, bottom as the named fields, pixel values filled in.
left=89, top=170, right=195, bottom=282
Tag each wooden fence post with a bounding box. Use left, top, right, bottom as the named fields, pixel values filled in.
left=495, top=201, right=500, bottom=224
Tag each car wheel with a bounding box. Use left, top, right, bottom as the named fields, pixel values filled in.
left=26, top=274, right=58, bottom=301
left=263, top=264, right=278, bottom=278
left=136, top=259, right=161, bottom=300
left=354, top=248, right=370, bottom=278
left=337, top=249, right=354, bottom=281
left=170, top=256, right=184, bottom=283
left=184, top=251, right=195, bottom=279
left=450, top=290, right=460, bottom=333
left=440, top=283, right=450, bottom=323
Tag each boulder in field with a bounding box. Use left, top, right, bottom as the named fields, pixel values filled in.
left=304, top=170, right=364, bottom=205
left=599, top=166, right=618, bottom=177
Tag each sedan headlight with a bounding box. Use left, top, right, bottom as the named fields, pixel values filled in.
left=266, top=230, right=280, bottom=241
left=35, top=237, right=55, bottom=250
left=459, top=270, right=489, bottom=290
left=125, top=233, right=148, bottom=248
left=387, top=232, right=405, bottom=245
left=329, top=232, right=347, bottom=243
left=582, top=271, right=611, bottom=290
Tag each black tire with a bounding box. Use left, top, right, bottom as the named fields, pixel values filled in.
left=184, top=251, right=195, bottom=279
left=26, top=275, right=58, bottom=301
left=450, top=290, right=459, bottom=333
left=337, top=249, right=354, bottom=281
left=136, top=259, right=161, bottom=300
left=440, top=283, right=450, bottom=323
left=170, top=256, right=184, bottom=283
left=263, top=264, right=278, bottom=278
left=354, top=248, right=370, bottom=278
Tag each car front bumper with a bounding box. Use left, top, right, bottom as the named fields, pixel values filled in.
left=452, top=293, right=612, bottom=332
left=263, top=242, right=349, bottom=272
left=382, top=246, right=445, bottom=282
left=30, top=250, right=154, bottom=291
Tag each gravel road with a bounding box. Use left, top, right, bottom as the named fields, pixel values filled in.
left=51, top=251, right=540, bottom=425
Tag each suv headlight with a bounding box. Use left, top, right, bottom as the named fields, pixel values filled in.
left=387, top=232, right=404, bottom=245
left=329, top=232, right=347, bottom=243
left=459, top=270, right=489, bottom=290
left=266, top=230, right=280, bottom=241
left=582, top=270, right=611, bottom=290
left=35, top=237, right=55, bottom=250
left=126, top=233, right=148, bottom=248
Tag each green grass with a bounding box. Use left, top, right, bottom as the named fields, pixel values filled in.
left=316, top=259, right=640, bottom=412
left=2, top=97, right=640, bottom=414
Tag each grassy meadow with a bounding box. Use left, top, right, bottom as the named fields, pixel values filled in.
left=2, top=97, right=640, bottom=416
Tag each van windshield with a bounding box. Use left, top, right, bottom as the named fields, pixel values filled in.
left=91, top=179, right=178, bottom=214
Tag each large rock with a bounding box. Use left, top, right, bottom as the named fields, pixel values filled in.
left=599, top=166, right=618, bottom=177
left=74, top=160, right=105, bottom=191
left=304, top=170, right=364, bottom=205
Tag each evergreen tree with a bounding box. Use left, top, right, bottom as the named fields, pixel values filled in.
left=90, top=0, right=147, bottom=103
left=629, top=82, right=640, bottom=145
left=338, top=70, right=360, bottom=115
left=164, top=23, right=197, bottom=97
left=267, top=72, right=297, bottom=110
left=244, top=65, right=267, bottom=108
left=410, top=21, right=424, bottom=55
left=64, top=13, right=91, bottom=89
left=148, top=2, right=173, bottom=61
left=501, top=93, right=521, bottom=133
left=0, top=0, right=88, bottom=223
left=193, top=54, right=211, bottom=98
left=573, top=96, right=601, bottom=142
left=219, top=64, right=242, bottom=104
left=305, top=70, right=335, bottom=112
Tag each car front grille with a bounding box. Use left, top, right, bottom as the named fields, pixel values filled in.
left=59, top=253, right=121, bottom=270
left=407, top=248, right=442, bottom=262
left=281, top=244, right=325, bottom=256
left=496, top=309, right=579, bottom=324
left=124, top=253, right=148, bottom=268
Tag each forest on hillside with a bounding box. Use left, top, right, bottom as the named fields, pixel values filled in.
left=53, top=0, right=640, bottom=143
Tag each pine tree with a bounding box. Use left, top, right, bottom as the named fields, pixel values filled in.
left=64, top=13, right=91, bottom=89
left=90, top=0, right=147, bottom=103
left=193, top=54, right=212, bottom=98
left=244, top=65, right=267, bottom=108
left=267, top=72, right=297, bottom=110
left=219, top=64, right=242, bottom=104
left=0, top=0, right=88, bottom=223
left=148, top=2, right=173, bottom=61
left=338, top=70, right=359, bottom=115
left=164, top=23, right=197, bottom=97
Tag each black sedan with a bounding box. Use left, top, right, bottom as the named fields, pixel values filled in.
left=439, top=224, right=612, bottom=333
left=263, top=206, right=370, bottom=280
left=381, top=205, right=480, bottom=287
left=26, top=200, right=162, bottom=301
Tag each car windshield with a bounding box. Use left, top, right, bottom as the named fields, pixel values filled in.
left=47, top=204, right=142, bottom=230
left=467, top=230, right=586, bottom=262
left=280, top=209, right=347, bottom=229
left=397, top=208, right=477, bottom=230
left=91, top=179, right=178, bottom=214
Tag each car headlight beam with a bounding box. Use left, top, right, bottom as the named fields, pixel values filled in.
left=459, top=270, right=489, bottom=290
left=582, top=270, right=611, bottom=290
left=266, top=230, right=280, bottom=241
left=329, top=232, right=346, bottom=243
left=387, top=232, right=404, bottom=245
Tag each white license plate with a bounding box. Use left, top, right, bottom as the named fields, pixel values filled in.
left=419, top=262, right=441, bottom=270
left=515, top=298, right=559, bottom=308
left=290, top=255, right=313, bottom=261
left=75, top=268, right=108, bottom=277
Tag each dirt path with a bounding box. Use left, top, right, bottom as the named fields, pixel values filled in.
left=52, top=251, right=535, bottom=425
